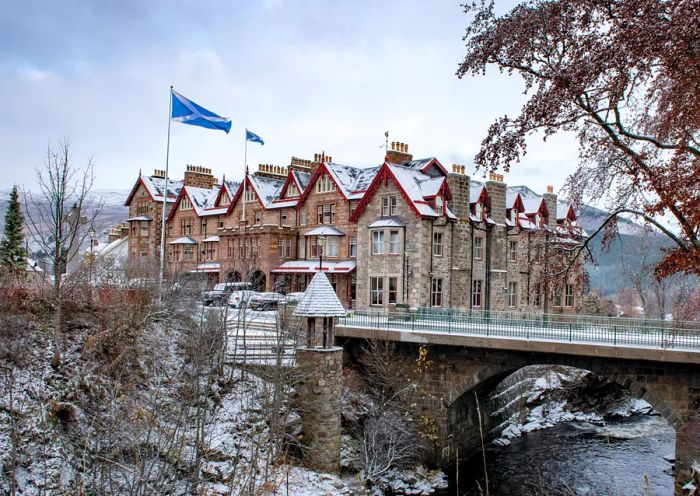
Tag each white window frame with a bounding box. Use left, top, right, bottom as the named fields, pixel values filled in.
left=508, top=281, right=518, bottom=308
left=431, top=278, right=443, bottom=307
left=370, top=277, right=384, bottom=306
left=326, top=237, right=339, bottom=257
left=472, top=279, right=483, bottom=307
left=433, top=232, right=443, bottom=257
left=180, top=197, right=192, bottom=211
left=388, top=277, right=398, bottom=304
left=389, top=230, right=400, bottom=254
left=565, top=284, right=575, bottom=307
left=508, top=240, right=517, bottom=263
left=371, top=231, right=384, bottom=255
left=474, top=237, right=483, bottom=260
left=349, top=237, right=357, bottom=257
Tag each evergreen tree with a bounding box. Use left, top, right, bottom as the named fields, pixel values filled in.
left=0, top=186, right=27, bottom=277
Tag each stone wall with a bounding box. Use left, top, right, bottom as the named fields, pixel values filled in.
left=296, top=347, right=343, bottom=473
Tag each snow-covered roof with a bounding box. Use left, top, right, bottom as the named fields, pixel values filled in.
left=323, top=163, right=380, bottom=200
left=141, top=176, right=183, bottom=203
left=557, top=202, right=576, bottom=220
left=293, top=272, right=347, bottom=317
left=169, top=236, right=197, bottom=245
left=97, top=237, right=128, bottom=259
left=26, top=258, right=43, bottom=273
left=127, top=215, right=153, bottom=222
left=202, top=235, right=220, bottom=242
left=249, top=173, right=286, bottom=208
left=368, top=217, right=405, bottom=228
left=387, top=163, right=443, bottom=217
left=293, top=170, right=312, bottom=192
left=506, top=192, right=520, bottom=209
left=507, top=185, right=540, bottom=200
left=470, top=183, right=485, bottom=203
left=191, top=262, right=220, bottom=272
left=272, top=260, right=357, bottom=274
left=522, top=197, right=545, bottom=214
left=304, top=226, right=346, bottom=237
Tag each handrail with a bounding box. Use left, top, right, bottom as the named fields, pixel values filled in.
left=337, top=309, right=700, bottom=351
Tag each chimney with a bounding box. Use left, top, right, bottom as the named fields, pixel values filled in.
left=184, top=164, right=216, bottom=189
left=385, top=141, right=413, bottom=163
left=485, top=172, right=506, bottom=224
left=542, top=185, right=557, bottom=227
left=255, top=163, right=288, bottom=179
left=289, top=156, right=312, bottom=173
left=311, top=151, right=332, bottom=174
left=447, top=165, right=470, bottom=219
left=152, top=169, right=166, bottom=179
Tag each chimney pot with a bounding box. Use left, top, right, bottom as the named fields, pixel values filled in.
left=546, top=185, right=554, bottom=193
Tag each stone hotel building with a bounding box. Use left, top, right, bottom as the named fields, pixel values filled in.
left=124, top=143, right=586, bottom=313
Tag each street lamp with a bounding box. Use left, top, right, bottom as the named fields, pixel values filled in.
left=318, top=235, right=325, bottom=272
left=88, top=227, right=97, bottom=290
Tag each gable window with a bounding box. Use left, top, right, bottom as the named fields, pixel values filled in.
left=508, top=240, right=517, bottom=262
left=326, top=237, right=339, bottom=257
left=180, top=197, right=192, bottom=211
left=349, top=237, right=357, bottom=257
left=244, top=186, right=257, bottom=203
left=316, top=174, right=336, bottom=193
left=220, top=194, right=230, bottom=206
left=370, top=277, right=384, bottom=305
left=565, top=284, right=575, bottom=307
left=508, top=282, right=518, bottom=308
left=433, top=232, right=443, bottom=256
left=435, top=195, right=444, bottom=215
left=381, top=195, right=397, bottom=217
left=474, top=202, right=483, bottom=220
left=474, top=237, right=483, bottom=260
left=431, top=278, right=443, bottom=307
left=371, top=231, right=384, bottom=255
left=389, top=231, right=400, bottom=254
left=509, top=208, right=517, bottom=223
left=388, top=277, right=398, bottom=304
left=288, top=183, right=299, bottom=197
left=472, top=280, right=483, bottom=307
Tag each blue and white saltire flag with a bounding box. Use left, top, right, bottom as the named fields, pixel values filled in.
left=171, top=90, right=232, bottom=133
left=246, top=129, right=265, bottom=145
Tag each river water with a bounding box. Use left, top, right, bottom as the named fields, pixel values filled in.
left=454, top=415, right=675, bottom=495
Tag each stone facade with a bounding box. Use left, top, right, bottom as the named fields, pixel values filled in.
left=295, top=347, right=343, bottom=473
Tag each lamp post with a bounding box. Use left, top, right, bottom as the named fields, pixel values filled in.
left=318, top=235, right=325, bottom=272
left=88, top=227, right=97, bottom=293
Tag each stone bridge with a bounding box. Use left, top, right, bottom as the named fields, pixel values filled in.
left=336, top=310, right=700, bottom=493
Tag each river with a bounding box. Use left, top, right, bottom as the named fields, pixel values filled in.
left=453, top=415, right=675, bottom=495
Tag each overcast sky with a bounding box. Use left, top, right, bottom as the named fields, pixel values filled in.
left=0, top=0, right=578, bottom=195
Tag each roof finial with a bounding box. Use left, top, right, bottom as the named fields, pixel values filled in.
left=139, top=168, right=142, bottom=177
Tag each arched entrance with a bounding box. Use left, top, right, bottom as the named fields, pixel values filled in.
left=227, top=270, right=242, bottom=283
left=249, top=270, right=266, bottom=292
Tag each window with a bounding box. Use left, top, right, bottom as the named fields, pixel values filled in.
left=349, top=237, right=357, bottom=257
left=326, top=237, right=338, bottom=257
left=310, top=237, right=318, bottom=257
left=277, top=238, right=283, bottom=257
left=370, top=277, right=384, bottom=305
left=286, top=238, right=292, bottom=258
left=435, top=196, right=443, bottom=215
left=201, top=218, right=207, bottom=236
left=472, top=280, right=483, bottom=307
left=565, top=284, right=575, bottom=307
left=389, top=277, right=398, bottom=304
left=316, top=174, right=336, bottom=193
left=140, top=221, right=148, bottom=237
left=220, top=194, right=230, bottom=206
left=299, top=238, right=306, bottom=259
left=180, top=197, right=192, bottom=211
left=280, top=209, right=287, bottom=225
left=244, top=186, right=256, bottom=203
left=433, top=232, right=443, bottom=256
left=508, top=282, right=518, bottom=308
left=508, top=240, right=517, bottom=263
left=136, top=201, right=149, bottom=215
left=350, top=201, right=358, bottom=217
left=381, top=195, right=397, bottom=217
left=140, top=246, right=148, bottom=257
left=255, top=211, right=261, bottom=225
left=371, top=231, right=384, bottom=255
left=183, top=245, right=194, bottom=260
left=317, top=204, right=336, bottom=224
left=180, top=218, right=192, bottom=235
left=218, top=218, right=224, bottom=229
left=474, top=202, right=483, bottom=219
left=287, top=183, right=299, bottom=197
left=474, top=237, right=483, bottom=260
left=389, top=231, right=400, bottom=254
left=431, top=278, right=443, bottom=307
left=509, top=208, right=517, bottom=223
left=300, top=209, right=307, bottom=226
left=554, top=288, right=562, bottom=307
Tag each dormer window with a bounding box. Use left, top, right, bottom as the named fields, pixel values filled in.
left=180, top=197, right=192, bottom=211
left=287, top=183, right=299, bottom=197
left=509, top=208, right=517, bottom=223
left=435, top=196, right=444, bottom=215
left=474, top=202, right=483, bottom=220
left=534, top=213, right=541, bottom=226
left=220, top=194, right=230, bottom=206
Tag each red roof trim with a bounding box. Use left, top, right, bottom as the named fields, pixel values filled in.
left=420, top=158, right=449, bottom=176
left=350, top=163, right=423, bottom=222
left=225, top=175, right=266, bottom=216
left=298, top=163, right=349, bottom=204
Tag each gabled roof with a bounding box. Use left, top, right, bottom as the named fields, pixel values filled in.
left=212, top=179, right=239, bottom=208
left=300, top=162, right=380, bottom=203
left=522, top=197, right=548, bottom=216
left=506, top=191, right=525, bottom=212
left=227, top=173, right=287, bottom=214
left=351, top=162, right=454, bottom=221
left=293, top=272, right=347, bottom=317
left=293, top=170, right=311, bottom=192
left=124, top=175, right=184, bottom=206
left=557, top=202, right=576, bottom=221
left=400, top=157, right=448, bottom=177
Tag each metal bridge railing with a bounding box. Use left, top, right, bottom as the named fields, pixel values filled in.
left=337, top=308, right=700, bottom=351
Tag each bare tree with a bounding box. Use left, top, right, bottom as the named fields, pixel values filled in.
left=23, top=140, right=102, bottom=368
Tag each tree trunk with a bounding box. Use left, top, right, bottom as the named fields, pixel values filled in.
left=51, top=294, right=62, bottom=369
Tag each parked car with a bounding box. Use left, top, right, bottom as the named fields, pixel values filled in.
left=249, top=292, right=286, bottom=311
left=203, top=282, right=252, bottom=306
left=227, top=290, right=259, bottom=309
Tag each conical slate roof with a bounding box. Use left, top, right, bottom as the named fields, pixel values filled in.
left=293, top=272, right=347, bottom=317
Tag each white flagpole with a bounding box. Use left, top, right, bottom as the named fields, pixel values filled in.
left=242, top=130, right=248, bottom=222
left=159, top=85, right=173, bottom=298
